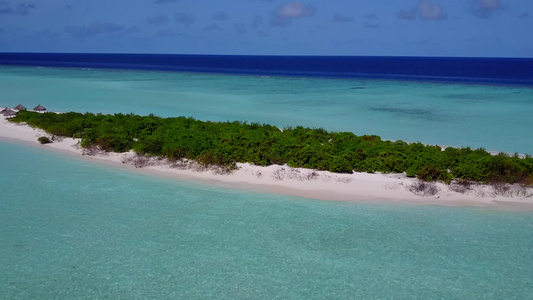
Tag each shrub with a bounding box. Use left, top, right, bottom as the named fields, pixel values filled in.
left=406, top=165, right=418, bottom=177
left=133, top=154, right=150, bottom=168
left=449, top=179, right=473, bottom=194
left=488, top=181, right=533, bottom=198
left=362, top=135, right=381, bottom=142
left=489, top=181, right=512, bottom=196
left=329, top=155, right=353, bottom=174
left=37, top=136, right=52, bottom=144
left=407, top=180, right=439, bottom=197
left=82, top=145, right=103, bottom=156
left=417, top=165, right=451, bottom=183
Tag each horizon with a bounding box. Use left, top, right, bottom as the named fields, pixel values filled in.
left=2, top=52, right=532, bottom=85
left=3, top=52, right=533, bottom=60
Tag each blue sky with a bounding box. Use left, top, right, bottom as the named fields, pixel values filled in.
left=1, top=0, right=531, bottom=57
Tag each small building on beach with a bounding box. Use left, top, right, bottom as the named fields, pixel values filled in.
left=14, top=104, right=27, bottom=111
left=2, top=108, right=18, bottom=118
left=33, top=104, right=46, bottom=112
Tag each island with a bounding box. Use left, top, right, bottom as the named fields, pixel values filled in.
left=2, top=108, right=532, bottom=209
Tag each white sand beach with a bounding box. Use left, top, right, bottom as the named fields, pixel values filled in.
left=1, top=109, right=532, bottom=210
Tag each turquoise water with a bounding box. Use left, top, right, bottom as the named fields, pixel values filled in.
left=1, top=66, right=532, bottom=154
left=1, top=140, right=532, bottom=299
left=2, top=66, right=533, bottom=298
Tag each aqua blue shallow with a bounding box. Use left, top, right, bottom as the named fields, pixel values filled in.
left=1, top=140, right=532, bottom=299
left=1, top=62, right=533, bottom=298
left=1, top=66, right=532, bottom=154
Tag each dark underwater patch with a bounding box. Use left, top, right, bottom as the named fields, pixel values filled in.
left=370, top=105, right=448, bottom=121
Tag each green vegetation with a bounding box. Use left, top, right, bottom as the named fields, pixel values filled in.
left=37, top=136, right=52, bottom=144
left=11, top=110, right=533, bottom=185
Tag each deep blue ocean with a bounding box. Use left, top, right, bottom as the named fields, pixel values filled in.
left=1, top=54, right=533, bottom=298
left=1, top=52, right=533, bottom=85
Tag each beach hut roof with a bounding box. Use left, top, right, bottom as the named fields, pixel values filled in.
left=1, top=107, right=13, bottom=114
left=2, top=108, right=17, bottom=116
left=14, top=104, right=27, bottom=110
left=33, top=104, right=46, bottom=111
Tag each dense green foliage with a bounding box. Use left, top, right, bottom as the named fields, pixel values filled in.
left=37, top=136, right=52, bottom=144
left=11, top=111, right=533, bottom=185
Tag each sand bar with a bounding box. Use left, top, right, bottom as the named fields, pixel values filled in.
left=1, top=109, right=532, bottom=210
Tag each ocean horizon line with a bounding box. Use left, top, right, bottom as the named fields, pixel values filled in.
left=4, top=51, right=533, bottom=58
left=2, top=52, right=533, bottom=85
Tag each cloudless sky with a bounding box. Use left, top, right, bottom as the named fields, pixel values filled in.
left=1, top=0, right=532, bottom=57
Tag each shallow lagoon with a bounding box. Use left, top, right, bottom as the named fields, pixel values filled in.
left=1, top=141, right=532, bottom=299
left=1, top=66, right=532, bottom=154
left=1, top=66, right=533, bottom=298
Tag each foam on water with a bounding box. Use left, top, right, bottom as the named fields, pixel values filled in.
left=1, top=140, right=532, bottom=299
left=1, top=66, right=532, bottom=154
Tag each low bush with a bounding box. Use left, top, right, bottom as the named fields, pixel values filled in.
left=407, top=180, right=440, bottom=197
left=132, top=154, right=150, bottom=168
left=449, top=179, right=473, bottom=194
left=37, top=136, right=52, bottom=144
left=417, top=165, right=451, bottom=184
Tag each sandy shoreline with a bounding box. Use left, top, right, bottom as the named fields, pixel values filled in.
left=2, top=109, right=532, bottom=210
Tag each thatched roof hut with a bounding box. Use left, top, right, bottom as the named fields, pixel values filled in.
left=5, top=110, right=18, bottom=117
left=14, top=104, right=27, bottom=111
left=2, top=108, right=18, bottom=117
left=33, top=104, right=46, bottom=112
